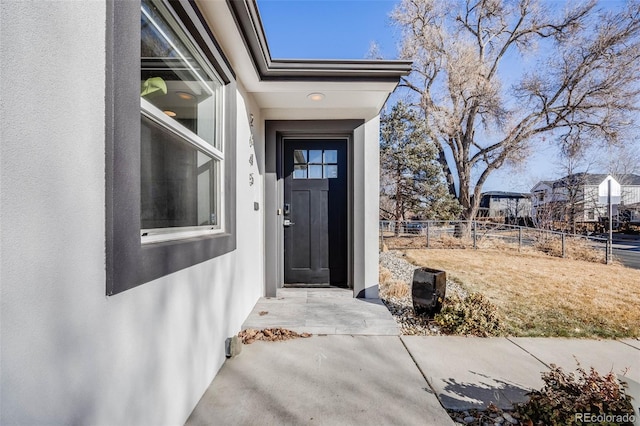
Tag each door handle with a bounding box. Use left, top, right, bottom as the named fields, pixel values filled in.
left=283, top=219, right=295, bottom=227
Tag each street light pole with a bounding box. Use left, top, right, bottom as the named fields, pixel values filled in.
left=608, top=179, right=613, bottom=264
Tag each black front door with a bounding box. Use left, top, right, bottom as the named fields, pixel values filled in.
left=284, top=139, right=347, bottom=286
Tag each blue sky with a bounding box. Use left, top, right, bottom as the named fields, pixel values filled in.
left=256, top=0, right=399, bottom=60
left=255, top=0, right=632, bottom=193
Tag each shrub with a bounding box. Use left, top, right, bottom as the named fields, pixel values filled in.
left=433, top=292, right=503, bottom=337
left=378, top=266, right=394, bottom=285
left=381, top=280, right=409, bottom=299
left=378, top=266, right=409, bottom=299
left=516, top=363, right=635, bottom=425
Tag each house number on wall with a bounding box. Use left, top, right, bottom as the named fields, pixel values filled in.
left=249, top=113, right=255, bottom=187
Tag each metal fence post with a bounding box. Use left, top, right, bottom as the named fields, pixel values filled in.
left=426, top=221, right=430, bottom=248
left=561, top=233, right=566, bottom=258
left=473, top=221, right=477, bottom=249
left=518, top=227, right=522, bottom=252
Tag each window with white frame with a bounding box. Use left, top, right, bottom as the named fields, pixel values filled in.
left=106, top=0, right=236, bottom=295
left=140, top=0, right=224, bottom=242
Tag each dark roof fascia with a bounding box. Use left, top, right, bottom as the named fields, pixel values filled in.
left=226, top=0, right=413, bottom=83
left=552, top=173, right=640, bottom=187
left=621, top=174, right=640, bottom=185
left=531, top=181, right=552, bottom=192
left=482, top=191, right=531, bottom=198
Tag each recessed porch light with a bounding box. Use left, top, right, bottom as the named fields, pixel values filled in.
left=307, top=92, right=325, bottom=101
left=163, top=110, right=177, bottom=117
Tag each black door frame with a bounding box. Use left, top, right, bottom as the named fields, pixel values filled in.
left=264, top=120, right=363, bottom=296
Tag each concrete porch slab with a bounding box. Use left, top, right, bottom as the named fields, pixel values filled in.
left=277, top=287, right=353, bottom=298
left=242, top=288, right=399, bottom=336
left=185, top=336, right=453, bottom=426
left=401, top=336, right=546, bottom=410
left=509, top=338, right=640, bottom=382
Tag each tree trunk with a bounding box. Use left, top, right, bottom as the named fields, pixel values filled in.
left=393, top=170, right=403, bottom=237
left=438, top=149, right=457, bottom=198
left=454, top=190, right=480, bottom=238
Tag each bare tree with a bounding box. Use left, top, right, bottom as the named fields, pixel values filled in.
left=380, top=102, right=461, bottom=233
left=597, top=142, right=640, bottom=181
left=553, top=139, right=596, bottom=233
left=391, top=0, right=640, bottom=228
left=366, top=41, right=384, bottom=60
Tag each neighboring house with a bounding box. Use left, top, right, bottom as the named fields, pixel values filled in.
left=531, top=173, right=640, bottom=229
left=477, top=191, right=532, bottom=220
left=620, top=202, right=640, bottom=224
left=0, top=1, right=410, bottom=424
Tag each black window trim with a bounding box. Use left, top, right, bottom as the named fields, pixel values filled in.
left=106, top=0, right=236, bottom=296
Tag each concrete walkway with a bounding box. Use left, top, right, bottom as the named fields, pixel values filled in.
left=241, top=288, right=399, bottom=336
left=186, top=290, right=640, bottom=424
left=403, top=336, right=640, bottom=411
left=186, top=335, right=453, bottom=426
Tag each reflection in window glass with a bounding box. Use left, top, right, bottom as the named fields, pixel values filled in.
left=141, top=0, right=222, bottom=149
left=309, top=165, right=323, bottom=179
left=293, top=165, right=308, bottom=179
left=308, top=150, right=322, bottom=164
left=324, top=150, right=337, bottom=164
left=294, top=150, right=307, bottom=164
left=324, top=165, right=338, bottom=179
left=291, top=147, right=339, bottom=179
left=140, top=0, right=224, bottom=239
left=141, top=116, right=218, bottom=229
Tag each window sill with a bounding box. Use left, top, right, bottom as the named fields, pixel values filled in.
left=141, top=227, right=223, bottom=244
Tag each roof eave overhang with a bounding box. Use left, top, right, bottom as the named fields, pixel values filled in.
left=226, top=0, right=412, bottom=83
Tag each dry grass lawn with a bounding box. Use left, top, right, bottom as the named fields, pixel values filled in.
left=404, top=248, right=640, bottom=338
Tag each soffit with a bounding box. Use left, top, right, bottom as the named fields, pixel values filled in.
left=195, top=0, right=411, bottom=120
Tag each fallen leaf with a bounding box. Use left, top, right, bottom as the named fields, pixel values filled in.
left=238, top=328, right=313, bottom=344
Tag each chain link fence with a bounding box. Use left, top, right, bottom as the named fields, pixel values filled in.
left=379, top=220, right=612, bottom=264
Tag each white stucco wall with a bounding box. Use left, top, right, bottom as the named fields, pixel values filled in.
left=353, top=117, right=381, bottom=298
left=0, top=3, right=263, bottom=425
